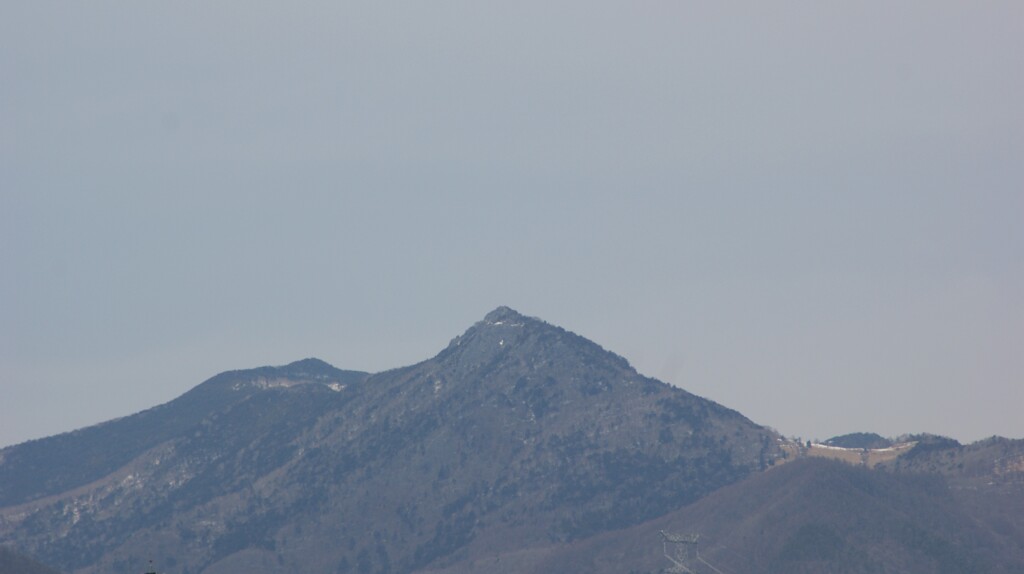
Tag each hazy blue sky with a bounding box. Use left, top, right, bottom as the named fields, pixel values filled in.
left=2, top=2, right=1021, bottom=448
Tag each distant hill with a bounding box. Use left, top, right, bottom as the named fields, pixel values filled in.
left=824, top=432, right=892, bottom=449
left=0, top=307, right=781, bottom=574
left=440, top=457, right=1024, bottom=574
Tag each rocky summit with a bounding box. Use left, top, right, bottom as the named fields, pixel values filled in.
left=0, top=308, right=782, bottom=573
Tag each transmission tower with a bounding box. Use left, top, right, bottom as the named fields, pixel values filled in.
left=660, top=530, right=699, bottom=573
left=658, top=530, right=728, bottom=574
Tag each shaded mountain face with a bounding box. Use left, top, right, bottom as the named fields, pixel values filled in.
left=468, top=457, right=1024, bottom=574
left=0, top=546, right=61, bottom=574
left=0, top=307, right=781, bottom=574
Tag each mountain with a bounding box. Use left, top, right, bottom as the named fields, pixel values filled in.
left=0, top=358, right=368, bottom=508
left=0, top=546, right=61, bottom=574
left=0, top=307, right=782, bottom=574
left=824, top=432, right=892, bottom=450
left=880, top=434, right=1024, bottom=489
left=439, top=456, right=1024, bottom=574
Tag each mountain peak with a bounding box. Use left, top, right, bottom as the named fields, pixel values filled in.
left=482, top=305, right=530, bottom=325
left=433, top=306, right=642, bottom=387
left=438, top=306, right=540, bottom=361
left=280, top=357, right=336, bottom=375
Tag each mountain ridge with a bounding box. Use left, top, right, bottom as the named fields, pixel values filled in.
left=0, top=358, right=368, bottom=508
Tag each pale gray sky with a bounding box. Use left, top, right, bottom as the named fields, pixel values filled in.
left=2, top=1, right=1021, bottom=448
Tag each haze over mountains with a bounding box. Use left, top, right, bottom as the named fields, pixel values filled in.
left=1, top=308, right=1021, bottom=573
